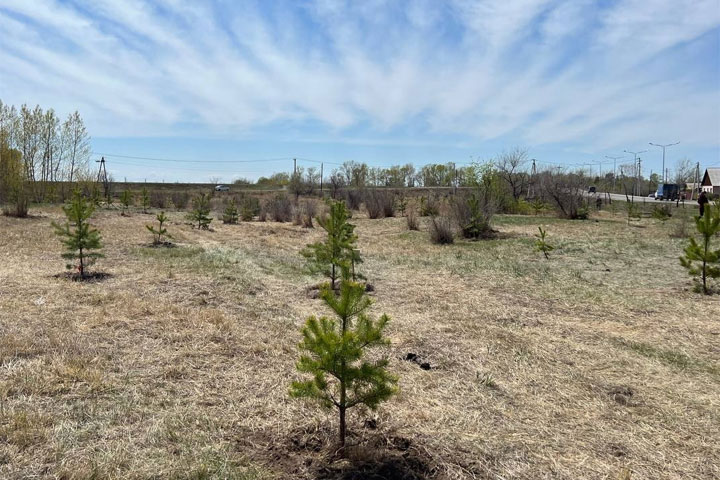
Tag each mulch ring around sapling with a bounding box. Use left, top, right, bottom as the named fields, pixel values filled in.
left=53, top=271, right=113, bottom=283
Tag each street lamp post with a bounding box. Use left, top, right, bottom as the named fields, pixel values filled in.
left=605, top=155, right=625, bottom=193
left=649, top=142, right=679, bottom=183
left=624, top=149, right=647, bottom=197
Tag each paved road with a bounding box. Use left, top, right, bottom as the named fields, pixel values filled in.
left=591, top=191, right=695, bottom=204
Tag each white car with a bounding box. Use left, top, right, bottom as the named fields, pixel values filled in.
left=214, top=185, right=230, bottom=192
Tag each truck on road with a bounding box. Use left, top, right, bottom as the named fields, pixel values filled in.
left=655, top=183, right=680, bottom=201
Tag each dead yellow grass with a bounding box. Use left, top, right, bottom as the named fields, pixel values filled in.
left=0, top=203, right=718, bottom=479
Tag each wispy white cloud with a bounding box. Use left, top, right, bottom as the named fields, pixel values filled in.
left=0, top=0, right=718, bottom=154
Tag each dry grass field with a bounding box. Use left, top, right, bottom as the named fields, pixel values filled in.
left=0, top=202, right=718, bottom=479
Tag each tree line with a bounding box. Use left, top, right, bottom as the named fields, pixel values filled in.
left=0, top=99, right=92, bottom=214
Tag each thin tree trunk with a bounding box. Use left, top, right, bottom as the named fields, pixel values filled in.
left=339, top=405, right=346, bottom=448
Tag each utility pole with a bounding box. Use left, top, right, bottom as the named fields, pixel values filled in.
left=95, top=156, right=109, bottom=201
left=293, top=158, right=297, bottom=176
left=691, top=162, right=700, bottom=200
left=624, top=149, right=647, bottom=197
left=320, top=162, right=323, bottom=194
left=649, top=141, right=679, bottom=182
left=605, top=155, right=624, bottom=193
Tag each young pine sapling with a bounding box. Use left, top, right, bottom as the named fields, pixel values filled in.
left=146, top=211, right=172, bottom=245
left=680, top=206, right=720, bottom=294
left=290, top=271, right=397, bottom=449
left=302, top=200, right=358, bottom=290
left=535, top=226, right=554, bottom=259
left=223, top=199, right=239, bottom=224
left=119, top=190, right=133, bottom=214
left=188, top=193, right=212, bottom=230
left=52, top=190, right=103, bottom=278
left=141, top=187, right=150, bottom=214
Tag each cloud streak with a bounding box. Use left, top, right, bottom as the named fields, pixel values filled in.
left=0, top=0, right=718, bottom=154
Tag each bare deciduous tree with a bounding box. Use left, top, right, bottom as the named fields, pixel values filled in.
left=496, top=147, right=529, bottom=200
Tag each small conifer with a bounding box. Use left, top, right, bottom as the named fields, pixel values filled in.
left=302, top=200, right=358, bottom=290
left=141, top=187, right=150, bottom=213
left=290, top=270, right=397, bottom=448
left=535, top=226, right=554, bottom=259
left=52, top=190, right=103, bottom=278
left=223, top=199, right=239, bottom=224
left=119, top=190, right=133, bottom=214
left=680, top=206, right=720, bottom=294
left=146, top=211, right=172, bottom=245
left=188, top=193, right=212, bottom=230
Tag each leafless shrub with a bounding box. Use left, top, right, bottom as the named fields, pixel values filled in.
left=344, top=189, right=363, bottom=211
left=264, top=193, right=293, bottom=222
left=406, top=209, right=419, bottom=230
left=150, top=191, right=168, bottom=209
left=670, top=215, right=689, bottom=238
left=170, top=191, right=189, bottom=210
left=365, top=190, right=395, bottom=219
left=429, top=216, right=454, bottom=244
left=541, top=171, right=590, bottom=219
left=302, top=199, right=317, bottom=228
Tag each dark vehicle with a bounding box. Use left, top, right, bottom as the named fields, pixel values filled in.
left=588, top=186, right=596, bottom=194
left=655, top=183, right=680, bottom=201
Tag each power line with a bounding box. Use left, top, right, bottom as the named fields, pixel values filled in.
left=92, top=152, right=293, bottom=164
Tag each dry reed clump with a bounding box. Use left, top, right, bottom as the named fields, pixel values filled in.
left=429, top=216, right=454, bottom=244
left=263, top=193, right=293, bottom=222
left=365, top=190, right=396, bottom=219
left=149, top=190, right=168, bottom=208
left=406, top=209, right=419, bottom=231
left=0, top=204, right=717, bottom=479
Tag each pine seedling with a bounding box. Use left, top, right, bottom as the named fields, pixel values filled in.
left=141, top=187, right=150, bottom=213
left=52, top=190, right=103, bottom=278
left=188, top=193, right=212, bottom=230
left=119, top=190, right=133, bottom=214
left=301, top=200, right=358, bottom=290
left=535, top=226, right=554, bottom=259
left=223, top=199, right=239, bottom=224
left=680, top=206, right=720, bottom=294
left=531, top=198, right=546, bottom=216
left=290, top=270, right=397, bottom=448
left=146, top=211, right=172, bottom=245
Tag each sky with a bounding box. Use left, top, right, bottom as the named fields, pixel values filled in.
left=1, top=0, right=719, bottom=182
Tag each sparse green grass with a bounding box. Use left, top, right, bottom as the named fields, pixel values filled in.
left=616, top=339, right=720, bottom=378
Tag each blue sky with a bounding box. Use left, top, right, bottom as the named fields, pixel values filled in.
left=1, top=0, right=719, bottom=182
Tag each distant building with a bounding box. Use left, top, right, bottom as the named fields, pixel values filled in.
left=701, top=168, right=720, bottom=194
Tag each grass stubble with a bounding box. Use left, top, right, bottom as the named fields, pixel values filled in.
left=0, top=203, right=718, bottom=479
